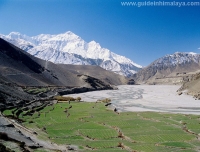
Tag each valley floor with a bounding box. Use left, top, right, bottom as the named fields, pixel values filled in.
left=1, top=85, right=200, bottom=152
left=65, top=85, right=200, bottom=115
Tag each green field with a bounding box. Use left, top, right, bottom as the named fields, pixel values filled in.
left=3, top=102, right=200, bottom=152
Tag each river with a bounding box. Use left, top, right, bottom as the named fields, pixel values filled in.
left=64, top=85, right=200, bottom=115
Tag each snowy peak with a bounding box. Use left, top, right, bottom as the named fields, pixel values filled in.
left=187, top=52, right=197, bottom=55
left=7, top=32, right=33, bottom=43
left=8, top=32, right=22, bottom=39
left=152, top=52, right=200, bottom=67
left=133, top=52, right=200, bottom=84
left=88, top=40, right=101, bottom=49
left=0, top=31, right=142, bottom=77
left=87, top=41, right=103, bottom=55
left=51, top=31, right=80, bottom=41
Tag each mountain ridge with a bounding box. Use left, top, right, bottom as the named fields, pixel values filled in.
left=133, top=52, right=200, bottom=84
left=0, top=37, right=129, bottom=108
left=0, top=31, right=142, bottom=77
left=0, top=37, right=128, bottom=86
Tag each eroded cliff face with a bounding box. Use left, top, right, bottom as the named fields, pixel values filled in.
left=178, top=72, right=200, bottom=99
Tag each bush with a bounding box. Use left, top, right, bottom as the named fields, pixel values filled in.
left=19, top=142, right=25, bottom=148
left=54, top=96, right=76, bottom=101
left=0, top=143, right=14, bottom=152
left=117, top=142, right=125, bottom=149
left=76, top=97, right=81, bottom=101
left=0, top=143, right=6, bottom=151
left=0, top=132, right=9, bottom=140
left=42, top=127, right=46, bottom=131
left=100, top=98, right=111, bottom=103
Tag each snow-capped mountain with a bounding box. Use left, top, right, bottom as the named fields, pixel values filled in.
left=151, top=52, right=200, bottom=67
left=0, top=31, right=142, bottom=77
left=133, top=52, right=200, bottom=83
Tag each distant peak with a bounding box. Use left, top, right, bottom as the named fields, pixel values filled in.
left=188, top=52, right=197, bottom=55
left=65, top=31, right=74, bottom=35
left=88, top=40, right=101, bottom=49
left=9, top=31, right=21, bottom=35
left=88, top=40, right=99, bottom=45
left=8, top=32, right=21, bottom=37
left=173, top=52, right=185, bottom=55
left=33, top=31, right=76, bottom=38
left=172, top=52, right=197, bottom=55
left=55, top=31, right=80, bottom=39
left=8, top=32, right=26, bottom=39
left=60, top=31, right=77, bottom=37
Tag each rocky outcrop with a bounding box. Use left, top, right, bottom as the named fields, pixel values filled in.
left=127, top=79, right=136, bottom=85
left=178, top=72, right=200, bottom=99
left=58, top=75, right=116, bottom=95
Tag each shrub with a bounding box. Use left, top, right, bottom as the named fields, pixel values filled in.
left=100, top=98, right=111, bottom=103
left=54, top=96, right=76, bottom=101
left=76, top=97, right=81, bottom=101
left=19, top=142, right=25, bottom=148
left=0, top=143, right=6, bottom=152
left=118, top=132, right=124, bottom=139
left=0, top=132, right=9, bottom=140
left=117, top=142, right=125, bottom=149
left=42, top=127, right=46, bottom=131
left=0, top=143, right=13, bottom=152
left=16, top=109, right=23, bottom=118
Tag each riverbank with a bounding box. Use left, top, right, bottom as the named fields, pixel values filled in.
left=64, top=85, right=200, bottom=115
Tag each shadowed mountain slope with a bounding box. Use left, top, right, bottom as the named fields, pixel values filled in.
left=59, top=64, right=128, bottom=85
left=0, top=38, right=84, bottom=87
left=0, top=38, right=128, bottom=87
left=0, top=38, right=129, bottom=110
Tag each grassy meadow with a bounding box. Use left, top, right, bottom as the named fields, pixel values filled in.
left=3, top=101, right=200, bottom=152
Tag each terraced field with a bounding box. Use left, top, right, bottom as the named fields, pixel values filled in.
left=3, top=102, right=200, bottom=152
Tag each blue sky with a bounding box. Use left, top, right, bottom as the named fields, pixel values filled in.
left=0, top=0, right=200, bottom=66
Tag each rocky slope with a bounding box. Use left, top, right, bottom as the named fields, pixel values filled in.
left=0, top=37, right=128, bottom=86
left=133, top=52, right=200, bottom=84
left=0, top=37, right=83, bottom=87
left=0, top=38, right=129, bottom=109
left=178, top=71, right=200, bottom=99
left=0, top=32, right=142, bottom=77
